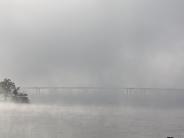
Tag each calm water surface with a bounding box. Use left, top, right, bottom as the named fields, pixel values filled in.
left=1, top=91, right=184, bottom=138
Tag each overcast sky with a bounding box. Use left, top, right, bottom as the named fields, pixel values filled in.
left=0, top=0, right=184, bottom=87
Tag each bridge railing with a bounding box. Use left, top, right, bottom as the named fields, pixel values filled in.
left=21, top=87, right=184, bottom=96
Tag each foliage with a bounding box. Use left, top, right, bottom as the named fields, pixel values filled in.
left=0, top=78, right=16, bottom=94
left=0, top=78, right=29, bottom=103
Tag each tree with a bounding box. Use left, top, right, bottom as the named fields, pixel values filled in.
left=0, top=78, right=16, bottom=93
left=0, top=78, right=29, bottom=103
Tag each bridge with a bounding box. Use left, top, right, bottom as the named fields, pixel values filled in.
left=21, top=87, right=184, bottom=95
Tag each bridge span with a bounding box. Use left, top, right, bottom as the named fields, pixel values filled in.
left=21, top=87, right=184, bottom=95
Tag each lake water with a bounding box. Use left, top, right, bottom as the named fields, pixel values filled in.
left=1, top=90, right=184, bottom=138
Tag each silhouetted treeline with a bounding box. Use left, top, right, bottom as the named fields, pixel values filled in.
left=0, top=78, right=29, bottom=103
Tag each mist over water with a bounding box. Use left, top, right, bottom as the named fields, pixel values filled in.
left=0, top=0, right=184, bottom=137
left=0, top=90, right=184, bottom=138
left=25, top=88, right=184, bottom=109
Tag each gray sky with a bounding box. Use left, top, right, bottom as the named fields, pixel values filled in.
left=0, top=0, right=184, bottom=87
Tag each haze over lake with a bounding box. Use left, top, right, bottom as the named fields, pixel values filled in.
left=1, top=0, right=184, bottom=137
left=0, top=89, right=184, bottom=138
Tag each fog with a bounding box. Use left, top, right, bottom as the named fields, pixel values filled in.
left=1, top=93, right=184, bottom=138
left=1, top=1, right=184, bottom=138
left=0, top=0, right=183, bottom=88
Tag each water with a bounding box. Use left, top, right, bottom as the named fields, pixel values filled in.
left=1, top=90, right=184, bottom=138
